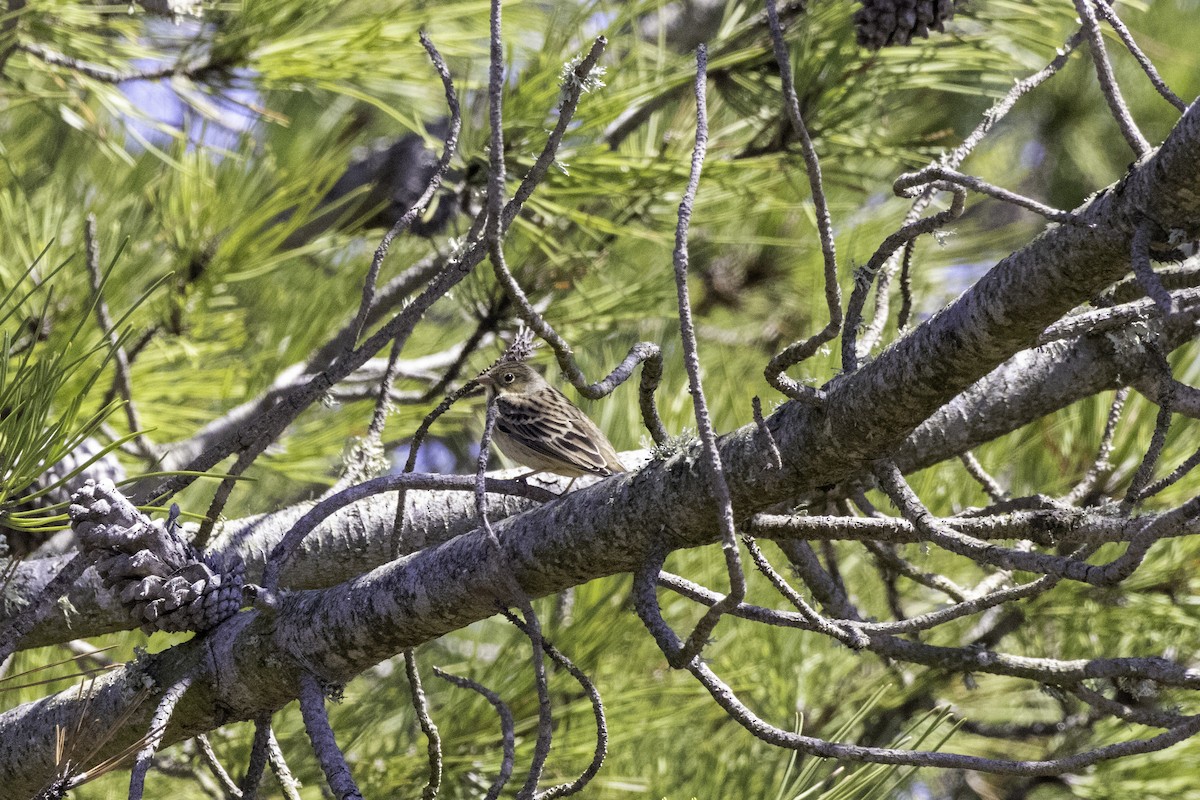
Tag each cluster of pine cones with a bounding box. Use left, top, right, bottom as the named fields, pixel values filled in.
left=854, top=0, right=961, bottom=50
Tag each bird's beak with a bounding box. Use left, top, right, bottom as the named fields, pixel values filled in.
left=476, top=374, right=495, bottom=388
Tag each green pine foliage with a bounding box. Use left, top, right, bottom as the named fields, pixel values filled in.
left=3, top=0, right=1200, bottom=797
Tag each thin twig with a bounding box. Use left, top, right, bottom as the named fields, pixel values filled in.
left=403, top=649, right=442, bottom=800
left=1064, top=387, right=1129, bottom=505
left=513, top=596, right=554, bottom=793
left=128, top=676, right=194, bottom=800
left=775, top=539, right=864, bottom=621
left=84, top=215, right=149, bottom=456
left=665, top=44, right=746, bottom=668
left=305, top=253, right=447, bottom=375
left=196, top=734, right=242, bottom=799
left=860, top=558, right=1071, bottom=636
left=500, top=38, right=607, bottom=231
left=415, top=298, right=507, bottom=404
left=1074, top=0, right=1151, bottom=156
left=266, top=727, right=303, bottom=800
left=297, top=673, right=363, bottom=800
left=843, top=183, right=966, bottom=371
left=894, top=166, right=1083, bottom=224
left=957, top=709, right=1097, bottom=741
left=193, top=447, right=256, bottom=547
left=326, top=331, right=409, bottom=494
left=1138, top=442, right=1200, bottom=502
left=239, top=716, right=271, bottom=799
left=1130, top=217, right=1175, bottom=315
left=500, top=610, right=609, bottom=800
left=19, top=42, right=215, bottom=83
left=1095, top=0, right=1187, bottom=112
left=349, top=32, right=461, bottom=350
left=946, top=26, right=1085, bottom=170
left=391, top=377, right=484, bottom=541
left=862, top=540, right=968, bottom=603
left=741, top=537, right=867, bottom=648
left=484, top=0, right=507, bottom=242
left=1089, top=495, right=1200, bottom=586
left=752, top=396, right=782, bottom=470
left=366, top=336, right=405, bottom=445
left=849, top=490, right=971, bottom=601
left=1072, top=682, right=1185, bottom=730
left=959, top=451, right=1008, bottom=503
left=762, top=0, right=841, bottom=404
left=432, top=667, right=515, bottom=800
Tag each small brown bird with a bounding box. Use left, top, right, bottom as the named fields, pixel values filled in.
left=476, top=363, right=626, bottom=479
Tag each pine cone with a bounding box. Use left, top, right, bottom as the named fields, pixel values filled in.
left=855, top=0, right=960, bottom=50
left=70, top=480, right=246, bottom=634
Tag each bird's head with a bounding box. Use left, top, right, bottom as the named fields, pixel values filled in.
left=476, top=362, right=545, bottom=396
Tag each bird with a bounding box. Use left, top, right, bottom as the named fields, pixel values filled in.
left=476, top=362, right=626, bottom=480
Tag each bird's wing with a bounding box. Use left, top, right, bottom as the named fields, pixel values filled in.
left=497, top=390, right=623, bottom=476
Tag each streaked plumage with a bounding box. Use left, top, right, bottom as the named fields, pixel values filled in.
left=477, top=363, right=626, bottom=478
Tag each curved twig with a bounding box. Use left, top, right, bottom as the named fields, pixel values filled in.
left=349, top=32, right=462, bottom=350
left=843, top=182, right=966, bottom=372
left=663, top=45, right=746, bottom=668
left=761, top=0, right=842, bottom=404
left=19, top=42, right=215, bottom=83
left=858, top=27, right=1087, bottom=357
left=404, top=649, right=442, bottom=800
left=895, top=166, right=1083, bottom=224
left=1073, top=0, right=1151, bottom=156
left=641, top=557, right=1200, bottom=774
left=238, top=716, right=270, bottom=799
left=1095, top=0, right=1187, bottom=112
left=432, top=667, right=515, bottom=800
left=197, top=733, right=243, bottom=798
left=500, top=610, right=608, bottom=800
left=297, top=673, right=363, bottom=800
left=128, top=676, right=194, bottom=800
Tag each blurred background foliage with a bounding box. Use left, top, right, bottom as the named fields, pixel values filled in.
left=3, top=0, right=1200, bottom=797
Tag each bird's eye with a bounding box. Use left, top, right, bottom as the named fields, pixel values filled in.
left=502, top=372, right=516, bottom=384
